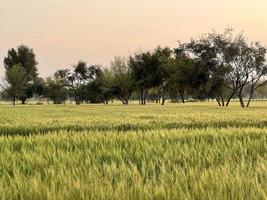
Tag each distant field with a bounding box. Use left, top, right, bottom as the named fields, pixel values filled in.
left=0, top=102, right=266, bottom=199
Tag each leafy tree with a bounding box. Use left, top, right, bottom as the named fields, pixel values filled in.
left=110, top=57, right=135, bottom=105
left=153, top=47, right=173, bottom=105
left=170, top=54, right=193, bottom=103
left=180, top=28, right=267, bottom=107
left=4, top=45, right=38, bottom=104
left=173, top=44, right=210, bottom=103
left=43, top=76, right=68, bottom=104
left=67, top=61, right=89, bottom=105
left=84, top=66, right=113, bottom=104
left=129, top=51, right=162, bottom=105
left=32, top=77, right=45, bottom=102
left=183, top=29, right=233, bottom=106
left=55, top=62, right=103, bottom=105
left=4, top=64, right=27, bottom=106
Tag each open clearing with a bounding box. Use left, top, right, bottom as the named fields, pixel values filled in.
left=0, top=102, right=266, bottom=199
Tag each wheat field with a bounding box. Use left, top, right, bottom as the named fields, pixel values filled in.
left=0, top=102, right=266, bottom=199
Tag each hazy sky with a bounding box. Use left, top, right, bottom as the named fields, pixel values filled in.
left=1, top=0, right=267, bottom=79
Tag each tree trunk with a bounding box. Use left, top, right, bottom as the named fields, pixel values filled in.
left=226, top=90, right=236, bottom=106
left=75, top=96, right=81, bottom=105
left=124, top=94, right=130, bottom=105
left=156, top=90, right=159, bottom=104
left=140, top=90, right=144, bottom=105
left=246, top=90, right=254, bottom=108
left=161, top=86, right=165, bottom=106
left=246, top=95, right=252, bottom=108
left=162, top=98, right=166, bottom=106
left=181, top=94, right=185, bottom=103
left=157, top=87, right=161, bottom=104
left=21, top=98, right=26, bottom=105
left=221, top=94, right=225, bottom=107
left=215, top=97, right=221, bottom=106
left=144, top=89, right=149, bottom=105
left=238, top=93, right=245, bottom=108
left=13, top=97, right=16, bottom=106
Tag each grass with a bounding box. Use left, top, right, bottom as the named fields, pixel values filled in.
left=0, top=102, right=266, bottom=199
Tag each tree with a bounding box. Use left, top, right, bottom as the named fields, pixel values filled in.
left=55, top=61, right=98, bottom=105
left=84, top=66, right=113, bottom=104
left=173, top=44, right=211, bottom=103
left=129, top=50, right=163, bottom=105
left=110, top=56, right=135, bottom=105
left=4, top=45, right=38, bottom=104
left=226, top=35, right=267, bottom=107
left=181, top=28, right=267, bottom=107
left=43, top=76, right=68, bottom=104
left=183, top=29, right=233, bottom=106
left=129, top=52, right=151, bottom=105
left=153, top=47, right=173, bottom=105
left=240, top=43, right=267, bottom=107
left=67, top=61, right=89, bottom=105
left=4, top=64, right=27, bottom=106
left=32, top=77, right=45, bottom=102
left=170, top=54, right=193, bottom=103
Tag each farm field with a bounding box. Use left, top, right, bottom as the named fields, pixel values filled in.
left=0, top=102, right=266, bottom=199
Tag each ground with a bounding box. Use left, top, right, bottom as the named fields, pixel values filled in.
left=0, top=102, right=266, bottom=199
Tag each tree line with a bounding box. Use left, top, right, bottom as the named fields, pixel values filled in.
left=1, top=28, right=267, bottom=107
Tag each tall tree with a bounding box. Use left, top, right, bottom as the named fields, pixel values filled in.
left=226, top=35, right=267, bottom=107
left=4, top=64, right=27, bottom=106
left=32, top=77, right=45, bottom=102
left=69, top=61, right=89, bottom=105
left=110, top=56, right=135, bottom=105
left=4, top=45, right=38, bottom=104
left=84, top=66, right=113, bottom=104
left=43, top=76, right=68, bottom=104
left=129, top=51, right=161, bottom=105
left=183, top=29, right=233, bottom=106
left=56, top=61, right=95, bottom=105
left=171, top=53, right=193, bottom=103
left=153, top=47, right=173, bottom=105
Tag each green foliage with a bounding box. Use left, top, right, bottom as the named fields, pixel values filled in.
left=184, top=28, right=267, bottom=107
left=3, top=45, right=38, bottom=104
left=4, top=45, right=38, bottom=81
left=83, top=66, right=113, bottom=104
left=3, top=28, right=267, bottom=108
left=129, top=47, right=174, bottom=105
left=110, top=57, right=135, bottom=104
left=43, top=77, right=68, bottom=104
left=5, top=64, right=27, bottom=105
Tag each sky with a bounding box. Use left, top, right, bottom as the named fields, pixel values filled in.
left=0, top=0, right=267, bottom=79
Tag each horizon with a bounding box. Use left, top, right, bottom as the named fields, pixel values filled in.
left=1, top=0, right=267, bottom=80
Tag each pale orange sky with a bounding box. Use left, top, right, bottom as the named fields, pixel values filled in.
left=0, top=0, right=267, bottom=78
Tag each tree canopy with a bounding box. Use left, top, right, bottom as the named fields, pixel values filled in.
left=2, top=28, right=267, bottom=107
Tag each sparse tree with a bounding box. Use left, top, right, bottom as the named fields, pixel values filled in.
left=110, top=57, right=135, bottom=105
left=226, top=35, right=267, bottom=107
